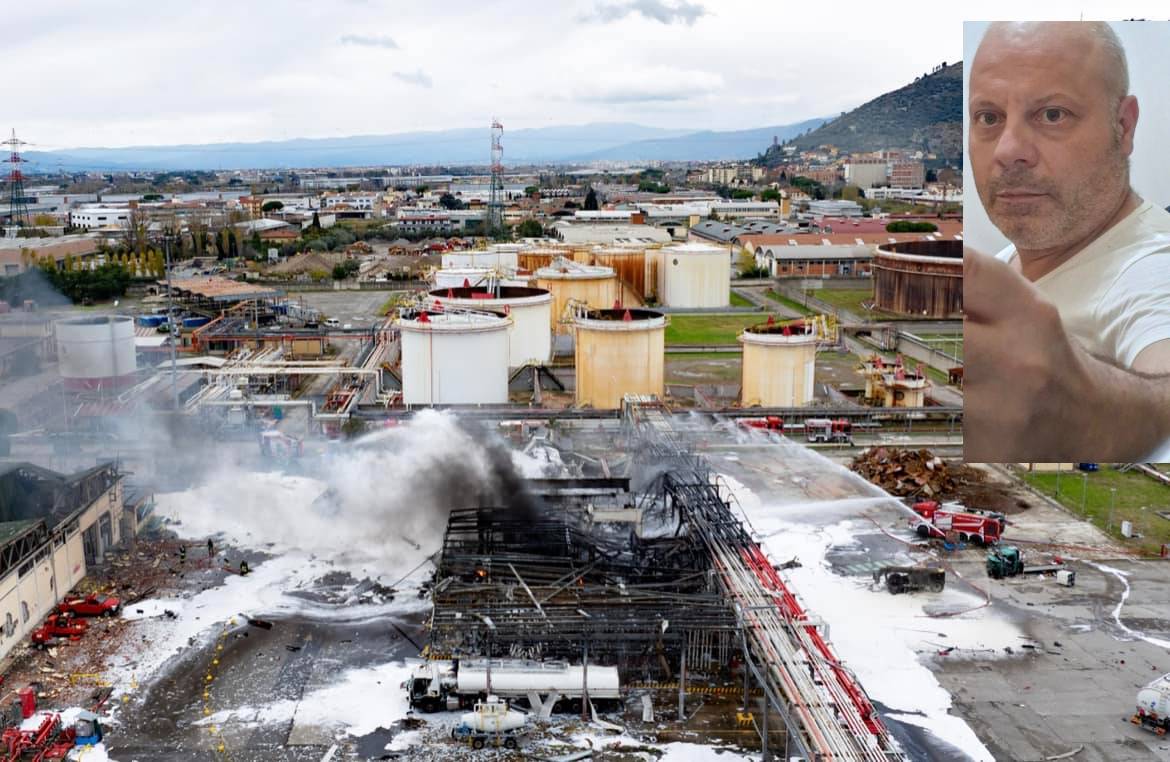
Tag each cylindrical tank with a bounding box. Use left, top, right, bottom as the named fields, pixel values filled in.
left=457, top=662, right=620, bottom=699
left=432, top=268, right=528, bottom=290
left=659, top=243, right=730, bottom=308
left=429, top=286, right=552, bottom=367
left=441, top=245, right=519, bottom=270
left=589, top=245, right=651, bottom=303
left=739, top=321, right=817, bottom=407
left=398, top=308, right=511, bottom=405
left=574, top=308, right=665, bottom=409
left=535, top=258, right=619, bottom=334
left=55, top=315, right=137, bottom=391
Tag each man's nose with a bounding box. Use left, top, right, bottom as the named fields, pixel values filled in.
left=993, top=114, right=1039, bottom=169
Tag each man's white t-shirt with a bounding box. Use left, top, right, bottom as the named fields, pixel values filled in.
left=995, top=200, right=1170, bottom=461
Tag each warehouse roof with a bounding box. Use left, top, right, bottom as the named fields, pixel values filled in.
left=161, top=277, right=281, bottom=302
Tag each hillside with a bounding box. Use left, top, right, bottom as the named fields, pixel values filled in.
left=763, top=62, right=962, bottom=164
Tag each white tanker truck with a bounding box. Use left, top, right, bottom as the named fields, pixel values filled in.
left=406, top=658, right=621, bottom=715
left=1132, top=672, right=1170, bottom=735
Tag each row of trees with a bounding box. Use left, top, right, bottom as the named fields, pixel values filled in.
left=41, top=262, right=132, bottom=303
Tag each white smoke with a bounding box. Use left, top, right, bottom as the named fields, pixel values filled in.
left=154, top=410, right=557, bottom=579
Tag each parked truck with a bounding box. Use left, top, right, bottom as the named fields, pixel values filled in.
left=406, top=659, right=620, bottom=714
left=804, top=418, right=853, bottom=444
left=911, top=500, right=1005, bottom=545
left=1133, top=673, right=1170, bottom=735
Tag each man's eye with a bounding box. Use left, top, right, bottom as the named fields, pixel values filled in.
left=975, top=112, right=1000, bottom=127
left=1040, top=107, right=1067, bottom=123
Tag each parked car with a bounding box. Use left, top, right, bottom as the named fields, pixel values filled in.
left=57, top=593, right=121, bottom=617
left=31, top=613, right=88, bottom=648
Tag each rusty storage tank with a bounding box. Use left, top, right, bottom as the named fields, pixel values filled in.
left=535, top=258, right=619, bottom=334
left=739, top=319, right=817, bottom=407
left=573, top=308, right=666, bottom=409
left=588, top=245, right=655, bottom=303
left=397, top=308, right=511, bottom=405
left=428, top=285, right=552, bottom=367
left=873, top=239, right=963, bottom=318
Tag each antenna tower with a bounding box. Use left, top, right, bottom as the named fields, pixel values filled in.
left=487, top=118, right=504, bottom=236
left=3, top=129, right=31, bottom=227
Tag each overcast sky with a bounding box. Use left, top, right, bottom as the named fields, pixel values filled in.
left=12, top=0, right=1170, bottom=149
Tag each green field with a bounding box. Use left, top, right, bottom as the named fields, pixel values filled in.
left=665, top=313, right=773, bottom=345
left=909, top=332, right=964, bottom=360
left=1020, top=467, right=1170, bottom=556
left=763, top=290, right=814, bottom=315
left=729, top=290, right=754, bottom=308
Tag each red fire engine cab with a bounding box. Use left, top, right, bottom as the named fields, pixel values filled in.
left=911, top=500, right=1005, bottom=545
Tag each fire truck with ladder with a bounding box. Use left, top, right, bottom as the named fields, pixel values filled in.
left=910, top=500, right=1006, bottom=545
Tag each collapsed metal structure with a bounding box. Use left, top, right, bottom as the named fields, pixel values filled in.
left=426, top=395, right=905, bottom=760
left=429, top=476, right=739, bottom=674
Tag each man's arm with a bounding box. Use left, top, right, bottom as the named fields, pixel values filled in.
left=1132, top=338, right=1170, bottom=375
left=964, top=252, right=1170, bottom=461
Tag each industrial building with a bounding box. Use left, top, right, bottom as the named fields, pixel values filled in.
left=0, top=462, right=132, bottom=662
left=872, top=239, right=963, bottom=318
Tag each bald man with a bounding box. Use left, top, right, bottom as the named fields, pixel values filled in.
left=965, top=21, right=1170, bottom=461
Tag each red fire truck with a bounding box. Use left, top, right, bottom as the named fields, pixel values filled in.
left=910, top=500, right=1005, bottom=545
left=804, top=418, right=853, bottom=444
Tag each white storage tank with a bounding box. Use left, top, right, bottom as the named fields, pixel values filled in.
left=535, top=258, right=619, bottom=335
left=55, top=315, right=137, bottom=391
left=441, top=244, right=520, bottom=270
left=574, top=308, right=666, bottom=409
left=432, top=268, right=529, bottom=290
left=398, top=308, right=511, bottom=405
left=429, top=285, right=552, bottom=367
left=739, top=319, right=817, bottom=407
left=658, top=243, right=730, bottom=308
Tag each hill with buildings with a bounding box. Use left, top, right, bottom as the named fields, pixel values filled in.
left=762, top=62, right=962, bottom=164
left=24, top=118, right=833, bottom=172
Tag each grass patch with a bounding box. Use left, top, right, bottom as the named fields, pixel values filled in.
left=763, top=290, right=814, bottom=315
left=667, top=351, right=742, bottom=359
left=1020, top=467, right=1170, bottom=555
left=665, top=313, right=772, bottom=345
left=907, top=332, right=964, bottom=360
left=729, top=290, right=754, bottom=308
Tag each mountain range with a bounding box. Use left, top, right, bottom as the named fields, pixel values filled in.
left=23, top=119, right=830, bottom=172
left=764, top=62, right=963, bottom=164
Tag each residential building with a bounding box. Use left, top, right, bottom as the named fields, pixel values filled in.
left=69, top=205, right=132, bottom=229
left=890, top=161, right=926, bottom=189
left=843, top=158, right=888, bottom=189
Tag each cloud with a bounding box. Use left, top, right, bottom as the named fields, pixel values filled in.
left=339, top=33, right=399, bottom=49
left=583, top=0, right=707, bottom=26
left=574, top=67, right=722, bottom=104
left=391, top=69, right=433, bottom=88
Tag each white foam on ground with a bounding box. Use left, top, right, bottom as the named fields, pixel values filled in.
left=121, top=598, right=184, bottom=621
left=1087, top=562, right=1170, bottom=649
left=719, top=473, right=1012, bottom=762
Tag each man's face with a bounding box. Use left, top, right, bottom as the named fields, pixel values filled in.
left=969, top=24, right=1134, bottom=251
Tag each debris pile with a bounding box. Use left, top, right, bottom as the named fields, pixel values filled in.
left=851, top=447, right=980, bottom=499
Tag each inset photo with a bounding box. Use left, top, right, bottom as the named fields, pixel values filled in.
left=963, top=21, right=1170, bottom=462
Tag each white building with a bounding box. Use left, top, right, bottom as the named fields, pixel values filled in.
left=844, top=159, right=888, bottom=189
left=69, top=205, right=132, bottom=229
left=710, top=201, right=781, bottom=219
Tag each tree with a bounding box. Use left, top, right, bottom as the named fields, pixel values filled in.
left=438, top=193, right=464, bottom=210
left=311, top=211, right=322, bottom=230
left=250, top=231, right=263, bottom=253
left=515, top=219, right=544, bottom=238
left=261, top=200, right=284, bottom=213
left=886, top=220, right=938, bottom=233
left=32, top=213, right=57, bottom=226
left=761, top=188, right=782, bottom=202
left=227, top=229, right=239, bottom=258
left=730, top=188, right=753, bottom=200
left=584, top=187, right=599, bottom=211
left=523, top=185, right=538, bottom=198
left=331, top=263, right=349, bottom=280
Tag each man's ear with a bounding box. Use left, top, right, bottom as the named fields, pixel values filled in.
left=1118, top=95, right=1139, bottom=157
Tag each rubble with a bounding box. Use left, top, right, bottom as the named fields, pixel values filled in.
left=851, top=447, right=987, bottom=500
